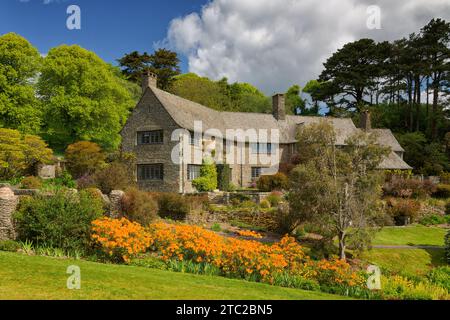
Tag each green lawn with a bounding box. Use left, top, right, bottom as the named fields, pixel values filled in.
left=373, top=225, right=447, bottom=246
left=361, top=248, right=446, bottom=275
left=0, top=252, right=346, bottom=300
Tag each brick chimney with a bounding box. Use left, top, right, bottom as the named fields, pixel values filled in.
left=359, top=110, right=372, bottom=131
left=142, top=71, right=157, bottom=93
left=272, top=94, right=286, bottom=121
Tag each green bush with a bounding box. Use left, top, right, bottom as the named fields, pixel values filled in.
left=446, top=230, right=450, bottom=265
left=266, top=191, right=283, bottom=207
left=419, top=214, right=450, bottom=226
left=216, top=164, right=231, bottom=191
left=383, top=178, right=436, bottom=199
left=0, top=240, right=21, bottom=252
left=211, top=223, right=222, bottom=232
left=272, top=272, right=320, bottom=291
left=14, top=189, right=104, bottom=251
left=256, top=173, right=289, bottom=192
left=192, top=158, right=217, bottom=192
left=433, top=184, right=450, bottom=199
left=259, top=199, right=271, bottom=209
left=121, top=188, right=158, bottom=226
left=157, top=193, right=190, bottom=220
left=426, top=267, right=450, bottom=290
left=54, top=171, right=76, bottom=188
left=20, top=176, right=42, bottom=189
left=92, top=162, right=136, bottom=194
left=446, top=202, right=450, bottom=215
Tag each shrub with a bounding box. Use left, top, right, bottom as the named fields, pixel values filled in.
left=121, top=188, right=158, bottom=226
left=14, top=189, right=104, bottom=251
left=76, top=174, right=96, bottom=190
left=53, top=170, right=76, bottom=188
left=157, top=193, right=190, bottom=220
left=419, top=214, right=450, bottom=226
left=211, top=223, right=222, bottom=232
left=0, top=128, right=53, bottom=180
left=381, top=275, right=449, bottom=300
left=446, top=202, right=450, bottom=215
left=0, top=240, right=21, bottom=252
left=266, top=191, right=283, bottom=207
left=192, top=158, right=218, bottom=192
left=426, top=267, right=450, bottom=290
left=65, top=141, right=106, bottom=179
left=386, top=197, right=421, bottom=225
left=433, top=184, right=450, bottom=199
left=256, top=173, right=289, bottom=192
left=91, top=217, right=152, bottom=263
left=259, top=199, right=271, bottom=208
left=216, top=164, right=231, bottom=191
left=92, top=162, right=136, bottom=194
left=446, top=230, right=450, bottom=265
left=383, top=178, right=436, bottom=199
left=20, top=176, right=42, bottom=189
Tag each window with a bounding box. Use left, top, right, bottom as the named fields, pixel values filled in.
left=250, top=143, right=272, bottom=155
left=137, top=130, right=163, bottom=145
left=187, top=164, right=201, bottom=181
left=189, top=131, right=201, bottom=146
left=251, top=167, right=262, bottom=179
left=137, top=164, right=164, bottom=181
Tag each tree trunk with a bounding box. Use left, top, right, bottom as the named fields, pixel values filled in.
left=432, top=85, right=439, bottom=140
left=338, top=231, right=346, bottom=260
left=415, top=76, right=421, bottom=132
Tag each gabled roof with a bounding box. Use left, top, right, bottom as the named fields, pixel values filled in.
left=146, top=85, right=412, bottom=169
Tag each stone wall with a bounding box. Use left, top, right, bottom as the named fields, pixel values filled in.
left=0, top=187, right=18, bottom=241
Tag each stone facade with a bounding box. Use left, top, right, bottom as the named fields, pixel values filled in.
left=0, top=187, right=18, bottom=241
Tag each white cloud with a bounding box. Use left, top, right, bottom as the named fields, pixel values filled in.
left=165, top=0, right=450, bottom=94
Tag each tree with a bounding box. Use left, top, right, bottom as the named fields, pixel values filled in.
left=38, top=45, right=135, bottom=150
left=285, top=85, right=306, bottom=115
left=318, top=39, right=388, bottom=112
left=0, top=128, right=53, bottom=179
left=117, top=51, right=152, bottom=83
left=118, top=48, right=181, bottom=90
left=288, top=121, right=388, bottom=260
left=65, top=141, right=106, bottom=179
left=0, top=33, right=42, bottom=134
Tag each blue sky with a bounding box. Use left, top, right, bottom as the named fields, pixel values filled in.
left=0, top=0, right=207, bottom=71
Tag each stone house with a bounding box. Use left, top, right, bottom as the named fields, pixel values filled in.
left=121, top=73, right=411, bottom=193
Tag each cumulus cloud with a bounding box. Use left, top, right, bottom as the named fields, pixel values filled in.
left=166, top=0, right=450, bottom=94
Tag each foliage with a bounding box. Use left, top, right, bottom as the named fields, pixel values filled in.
left=121, top=187, right=158, bottom=226
left=288, top=122, right=389, bottom=259
left=266, top=191, right=283, bottom=207
left=65, top=141, right=106, bottom=179
left=0, top=33, right=42, bottom=134
left=433, top=184, right=450, bottom=198
left=92, top=162, right=136, bottom=194
left=285, top=85, right=306, bottom=115
left=383, top=178, right=436, bottom=199
left=216, top=164, right=231, bottom=191
left=91, top=217, right=153, bottom=263
left=37, top=45, right=135, bottom=150
left=48, top=170, right=76, bottom=189
left=386, top=198, right=421, bottom=225
left=14, top=189, right=104, bottom=251
left=446, top=230, right=450, bottom=264
left=426, top=267, right=450, bottom=290
left=419, top=214, right=450, bottom=226
left=0, top=128, right=53, bottom=179
left=0, top=240, right=20, bottom=252
left=169, top=73, right=271, bottom=113
left=381, top=275, right=449, bottom=300
left=192, top=158, right=217, bottom=192
left=256, top=173, right=289, bottom=192
left=20, top=176, right=42, bottom=189
left=259, top=199, right=271, bottom=209
left=118, top=48, right=181, bottom=90
left=157, top=193, right=190, bottom=220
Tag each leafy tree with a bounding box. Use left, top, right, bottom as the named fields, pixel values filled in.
left=38, top=45, right=135, bottom=150
left=0, top=33, right=42, bottom=134
left=65, top=141, right=106, bottom=179
left=0, top=128, right=53, bottom=179
left=285, top=85, right=306, bottom=115
left=302, top=80, right=322, bottom=115
left=117, top=51, right=151, bottom=83
left=288, top=121, right=389, bottom=259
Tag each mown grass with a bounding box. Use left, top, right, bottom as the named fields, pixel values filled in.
left=361, top=248, right=446, bottom=275
left=373, top=225, right=447, bottom=246
left=0, top=252, right=347, bottom=300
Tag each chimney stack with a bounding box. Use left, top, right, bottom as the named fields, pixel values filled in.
left=272, top=94, right=286, bottom=121
left=142, top=71, right=157, bottom=93
left=359, top=110, right=372, bottom=131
